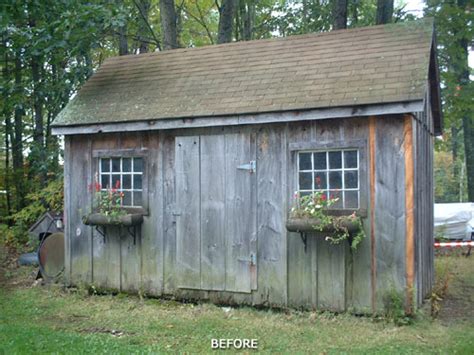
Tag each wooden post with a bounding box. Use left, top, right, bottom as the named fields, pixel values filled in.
left=404, top=114, right=415, bottom=314
left=369, top=116, right=376, bottom=314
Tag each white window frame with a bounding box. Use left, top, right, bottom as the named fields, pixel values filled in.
left=99, top=157, right=144, bottom=207
left=297, top=149, right=360, bottom=209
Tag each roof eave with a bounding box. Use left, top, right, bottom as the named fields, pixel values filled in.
left=51, top=100, right=424, bottom=136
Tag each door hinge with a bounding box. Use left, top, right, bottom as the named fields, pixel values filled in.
left=237, top=160, right=256, bottom=173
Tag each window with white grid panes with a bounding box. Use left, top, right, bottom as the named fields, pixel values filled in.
left=297, top=150, right=359, bottom=209
left=99, top=157, right=143, bottom=207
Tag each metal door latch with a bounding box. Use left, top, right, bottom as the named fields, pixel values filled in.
left=237, top=160, right=256, bottom=173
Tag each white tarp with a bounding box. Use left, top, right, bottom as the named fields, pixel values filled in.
left=434, top=203, right=474, bottom=240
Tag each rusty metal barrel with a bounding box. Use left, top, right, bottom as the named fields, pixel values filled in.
left=38, top=232, right=65, bottom=280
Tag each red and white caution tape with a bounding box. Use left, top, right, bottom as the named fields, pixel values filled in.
left=434, top=241, right=474, bottom=248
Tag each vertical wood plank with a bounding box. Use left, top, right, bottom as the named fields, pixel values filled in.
left=225, top=132, right=257, bottom=293
left=316, top=239, right=347, bottom=311
left=200, top=135, right=226, bottom=291
left=163, top=134, right=177, bottom=293
left=175, top=136, right=201, bottom=289
left=286, top=122, right=312, bottom=308
left=69, top=136, right=93, bottom=284
left=141, top=131, right=163, bottom=295
left=63, top=136, right=72, bottom=285
left=374, top=116, right=406, bottom=311
left=255, top=126, right=287, bottom=306
left=369, top=116, right=376, bottom=314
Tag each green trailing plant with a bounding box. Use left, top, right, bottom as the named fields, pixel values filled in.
left=290, top=191, right=365, bottom=251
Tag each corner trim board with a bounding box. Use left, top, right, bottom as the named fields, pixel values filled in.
left=403, top=114, right=415, bottom=314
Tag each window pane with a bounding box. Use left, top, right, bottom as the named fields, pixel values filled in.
left=329, top=171, right=342, bottom=189
left=328, top=151, right=342, bottom=169
left=112, top=158, right=121, bottom=172
left=344, top=150, right=358, bottom=168
left=133, top=174, right=142, bottom=190
left=299, top=172, right=312, bottom=190
left=299, top=153, right=312, bottom=170
left=345, top=191, right=359, bottom=209
left=123, top=174, right=132, bottom=189
left=300, top=191, right=311, bottom=197
left=344, top=171, right=358, bottom=189
left=122, top=158, right=131, bottom=172
left=112, top=174, right=121, bottom=189
left=133, top=192, right=142, bottom=207
left=329, top=190, right=343, bottom=208
left=313, top=152, right=326, bottom=170
left=133, top=158, right=143, bottom=172
left=100, top=159, right=110, bottom=172
left=314, top=171, right=327, bottom=189
left=122, top=191, right=132, bottom=206
left=100, top=174, right=110, bottom=189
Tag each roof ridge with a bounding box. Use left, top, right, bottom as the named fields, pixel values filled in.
left=103, top=18, right=434, bottom=64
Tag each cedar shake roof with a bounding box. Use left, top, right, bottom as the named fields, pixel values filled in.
left=53, top=18, right=441, bottom=132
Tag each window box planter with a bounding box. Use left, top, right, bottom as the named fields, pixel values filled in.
left=286, top=217, right=360, bottom=234
left=82, top=213, right=143, bottom=227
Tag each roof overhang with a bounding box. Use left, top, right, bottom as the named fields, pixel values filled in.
left=52, top=100, right=424, bottom=136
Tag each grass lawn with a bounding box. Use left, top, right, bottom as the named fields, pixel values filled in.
left=1, top=249, right=473, bottom=353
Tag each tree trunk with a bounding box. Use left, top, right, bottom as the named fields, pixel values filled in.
left=239, top=0, right=255, bottom=41
left=137, top=0, right=151, bottom=53
left=351, top=0, right=359, bottom=26
left=218, top=0, right=237, bottom=43
left=160, top=0, right=178, bottom=50
left=376, top=0, right=393, bottom=25
left=2, top=34, right=12, bottom=217
left=458, top=0, right=474, bottom=201
left=332, top=0, right=348, bottom=30
left=118, top=24, right=129, bottom=55
left=13, top=53, right=25, bottom=209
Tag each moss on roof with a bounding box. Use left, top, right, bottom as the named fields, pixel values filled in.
left=53, top=19, right=435, bottom=127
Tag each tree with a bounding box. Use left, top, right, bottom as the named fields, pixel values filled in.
left=160, top=0, right=179, bottom=49
left=376, top=0, right=393, bottom=25
left=332, top=0, right=348, bottom=29
left=136, top=0, right=151, bottom=53
left=217, top=0, right=237, bottom=43
left=425, top=0, right=474, bottom=201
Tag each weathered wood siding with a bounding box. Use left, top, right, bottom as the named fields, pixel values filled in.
left=413, top=89, right=435, bottom=306
left=64, top=113, right=433, bottom=312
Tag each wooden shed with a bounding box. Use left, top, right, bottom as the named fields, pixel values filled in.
left=52, top=19, right=441, bottom=314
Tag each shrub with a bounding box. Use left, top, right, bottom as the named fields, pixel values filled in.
left=1, top=178, right=63, bottom=251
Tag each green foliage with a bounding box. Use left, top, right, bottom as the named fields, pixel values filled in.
left=290, top=191, right=366, bottom=250
left=434, top=151, right=468, bottom=202
left=383, top=289, right=413, bottom=326
left=1, top=178, right=63, bottom=249
left=425, top=0, right=474, bottom=199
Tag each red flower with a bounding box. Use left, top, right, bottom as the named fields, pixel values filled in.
left=115, top=180, right=121, bottom=189
left=95, top=182, right=101, bottom=192
left=321, top=194, right=327, bottom=201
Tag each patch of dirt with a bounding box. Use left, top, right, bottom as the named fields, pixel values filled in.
left=437, top=254, right=474, bottom=325
left=79, top=327, right=134, bottom=338
left=0, top=244, right=38, bottom=290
